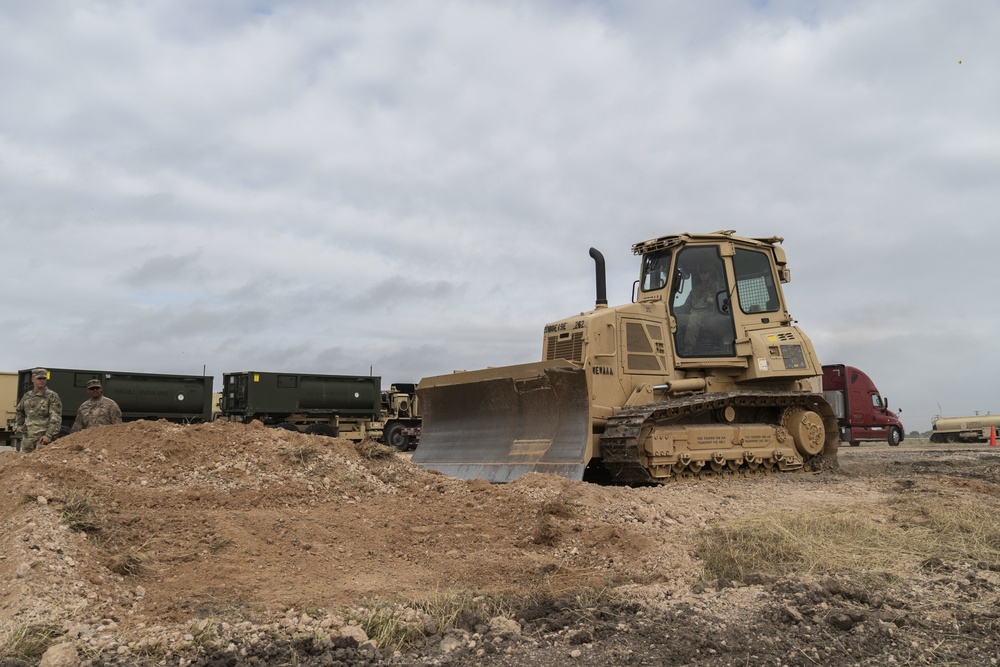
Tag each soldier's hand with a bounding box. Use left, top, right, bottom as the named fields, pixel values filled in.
left=39, top=435, right=52, bottom=445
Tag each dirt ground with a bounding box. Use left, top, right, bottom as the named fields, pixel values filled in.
left=2, top=421, right=1000, bottom=666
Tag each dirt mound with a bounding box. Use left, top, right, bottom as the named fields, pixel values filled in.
left=0, top=420, right=694, bottom=629
left=4, top=426, right=1000, bottom=665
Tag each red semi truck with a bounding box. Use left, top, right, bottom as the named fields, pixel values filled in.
left=822, top=364, right=904, bottom=447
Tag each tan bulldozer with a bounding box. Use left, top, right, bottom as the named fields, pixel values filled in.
left=412, top=231, right=838, bottom=484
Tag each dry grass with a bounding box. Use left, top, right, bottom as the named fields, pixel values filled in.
left=58, top=491, right=102, bottom=534
left=538, top=494, right=576, bottom=518
left=332, top=588, right=627, bottom=652
left=346, top=590, right=516, bottom=653
left=280, top=444, right=319, bottom=465
left=355, top=440, right=396, bottom=461
left=531, top=516, right=562, bottom=546
left=697, top=492, right=1000, bottom=582
left=0, top=623, right=64, bottom=664
left=108, top=551, right=146, bottom=576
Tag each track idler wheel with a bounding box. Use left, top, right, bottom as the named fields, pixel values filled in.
left=782, top=407, right=825, bottom=457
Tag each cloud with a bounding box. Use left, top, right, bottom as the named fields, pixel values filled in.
left=1, top=1, right=998, bottom=430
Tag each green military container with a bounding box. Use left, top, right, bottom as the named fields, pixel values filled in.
left=17, top=367, right=214, bottom=434
left=1, top=371, right=17, bottom=446
left=220, top=371, right=382, bottom=441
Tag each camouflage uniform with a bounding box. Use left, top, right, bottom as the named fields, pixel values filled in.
left=71, top=396, right=123, bottom=432
left=15, top=385, right=63, bottom=453
left=680, top=269, right=726, bottom=354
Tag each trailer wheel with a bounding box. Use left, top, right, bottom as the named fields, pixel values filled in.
left=383, top=422, right=408, bottom=451
left=848, top=441, right=860, bottom=447
left=305, top=423, right=338, bottom=438
left=945, top=434, right=957, bottom=444
left=887, top=427, right=902, bottom=447
left=276, top=422, right=299, bottom=432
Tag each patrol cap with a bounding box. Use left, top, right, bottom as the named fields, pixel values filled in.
left=32, top=368, right=48, bottom=379
left=86, top=379, right=102, bottom=389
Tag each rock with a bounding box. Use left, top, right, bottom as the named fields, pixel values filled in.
left=339, top=624, right=368, bottom=644
left=39, top=642, right=79, bottom=667
left=828, top=613, right=856, bottom=631
left=783, top=605, right=805, bottom=623
left=439, top=634, right=465, bottom=654
left=488, top=616, right=521, bottom=637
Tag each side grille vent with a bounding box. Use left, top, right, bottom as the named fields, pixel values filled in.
left=546, top=332, right=584, bottom=362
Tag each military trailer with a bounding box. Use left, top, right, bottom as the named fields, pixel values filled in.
left=930, top=414, right=1000, bottom=443
left=220, top=371, right=383, bottom=441
left=1, top=371, right=18, bottom=446
left=220, top=372, right=422, bottom=446
left=16, top=368, right=213, bottom=435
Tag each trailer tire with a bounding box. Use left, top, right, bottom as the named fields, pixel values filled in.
left=276, top=422, right=299, bottom=432
left=945, top=434, right=957, bottom=444
left=887, top=427, right=902, bottom=447
left=848, top=441, right=861, bottom=447
left=383, top=422, right=408, bottom=451
left=306, top=423, right=338, bottom=438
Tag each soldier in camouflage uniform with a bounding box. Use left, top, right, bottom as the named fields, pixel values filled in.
left=14, top=368, right=63, bottom=453
left=70, top=378, right=122, bottom=432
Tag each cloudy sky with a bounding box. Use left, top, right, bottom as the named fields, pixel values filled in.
left=2, top=1, right=997, bottom=431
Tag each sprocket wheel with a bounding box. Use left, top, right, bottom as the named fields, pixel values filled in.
left=781, top=407, right=825, bottom=456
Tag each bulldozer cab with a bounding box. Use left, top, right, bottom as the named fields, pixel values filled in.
left=639, top=239, right=787, bottom=360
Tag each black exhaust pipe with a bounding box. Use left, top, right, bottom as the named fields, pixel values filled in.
left=589, top=247, right=607, bottom=308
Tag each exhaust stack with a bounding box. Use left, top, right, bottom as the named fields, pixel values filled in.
left=589, top=247, right=607, bottom=309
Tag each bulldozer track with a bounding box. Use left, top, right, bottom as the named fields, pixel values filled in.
left=598, top=390, right=835, bottom=484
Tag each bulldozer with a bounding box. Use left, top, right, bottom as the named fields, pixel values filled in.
left=412, top=231, right=838, bottom=484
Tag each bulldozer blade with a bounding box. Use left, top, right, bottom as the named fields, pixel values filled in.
left=412, top=361, right=591, bottom=483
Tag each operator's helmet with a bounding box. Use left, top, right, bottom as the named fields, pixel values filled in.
left=696, top=263, right=719, bottom=282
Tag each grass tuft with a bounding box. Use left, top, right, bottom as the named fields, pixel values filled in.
left=531, top=516, right=562, bottom=546
left=697, top=493, right=1000, bottom=582
left=346, top=591, right=516, bottom=653
left=280, top=445, right=319, bottom=465
left=0, top=623, right=65, bottom=663
left=356, top=440, right=396, bottom=461
left=538, top=495, right=575, bottom=518
left=59, top=491, right=102, bottom=534
left=108, top=551, right=145, bottom=577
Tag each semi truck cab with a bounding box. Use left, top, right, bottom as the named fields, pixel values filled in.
left=822, top=364, right=904, bottom=446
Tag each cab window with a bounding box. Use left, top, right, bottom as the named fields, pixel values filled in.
left=640, top=250, right=672, bottom=292
left=733, top=248, right=780, bottom=313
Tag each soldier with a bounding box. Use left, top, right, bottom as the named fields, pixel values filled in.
left=14, top=368, right=63, bottom=452
left=70, top=379, right=122, bottom=432
left=678, top=263, right=727, bottom=355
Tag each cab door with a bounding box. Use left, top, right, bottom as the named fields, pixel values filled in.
left=669, top=246, right=736, bottom=358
